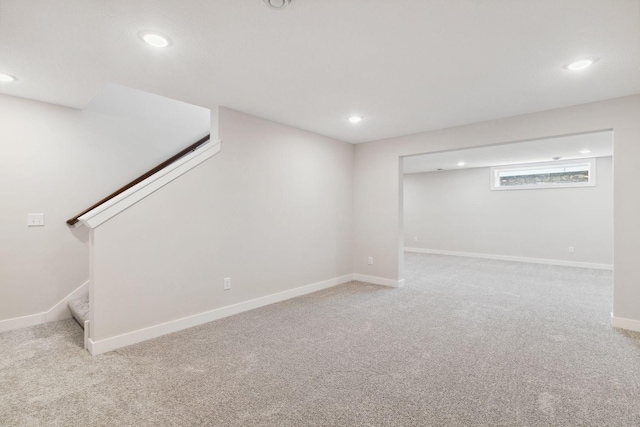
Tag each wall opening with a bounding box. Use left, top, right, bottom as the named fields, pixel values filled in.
left=398, top=129, right=614, bottom=299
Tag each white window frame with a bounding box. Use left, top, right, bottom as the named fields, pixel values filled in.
left=490, top=158, right=596, bottom=191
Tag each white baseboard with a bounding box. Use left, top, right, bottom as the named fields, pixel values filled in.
left=87, top=274, right=354, bottom=356
left=353, top=274, right=405, bottom=288
left=45, top=281, right=89, bottom=322
left=611, top=313, right=640, bottom=333
left=0, top=281, right=89, bottom=333
left=0, top=312, right=45, bottom=333
left=404, top=247, right=613, bottom=270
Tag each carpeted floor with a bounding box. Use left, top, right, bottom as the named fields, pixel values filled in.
left=2, top=253, right=640, bottom=426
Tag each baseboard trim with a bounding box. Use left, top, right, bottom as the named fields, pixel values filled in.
left=87, top=274, right=354, bottom=356
left=45, top=281, right=89, bottom=322
left=611, top=313, right=640, bottom=333
left=353, top=274, right=405, bottom=288
left=404, top=247, right=612, bottom=270
left=0, top=313, right=45, bottom=333
left=0, top=281, right=89, bottom=333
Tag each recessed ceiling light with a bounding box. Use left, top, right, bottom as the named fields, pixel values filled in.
left=457, top=161, right=465, bottom=166
left=0, top=73, right=16, bottom=82
left=579, top=149, right=591, bottom=154
left=140, top=32, right=171, bottom=48
left=565, top=59, right=596, bottom=71
left=348, top=116, right=363, bottom=124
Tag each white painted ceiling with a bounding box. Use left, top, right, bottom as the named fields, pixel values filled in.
left=0, top=1, right=638, bottom=144
left=403, top=131, right=613, bottom=174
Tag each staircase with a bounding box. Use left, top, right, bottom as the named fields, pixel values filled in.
left=68, top=294, right=90, bottom=351
left=63, top=134, right=217, bottom=354
left=68, top=295, right=89, bottom=328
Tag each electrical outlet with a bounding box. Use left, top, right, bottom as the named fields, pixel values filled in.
left=223, top=277, right=231, bottom=290
left=568, top=246, right=575, bottom=254
left=414, top=236, right=418, bottom=242
left=368, top=257, right=373, bottom=265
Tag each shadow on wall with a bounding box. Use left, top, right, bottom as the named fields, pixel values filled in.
left=70, top=224, right=90, bottom=244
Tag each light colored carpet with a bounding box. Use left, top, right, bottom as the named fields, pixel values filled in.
left=2, top=253, right=640, bottom=426
left=67, top=295, right=89, bottom=327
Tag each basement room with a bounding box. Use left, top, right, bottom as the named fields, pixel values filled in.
left=1, top=1, right=639, bottom=425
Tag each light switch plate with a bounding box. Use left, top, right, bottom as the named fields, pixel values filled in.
left=27, top=213, right=45, bottom=227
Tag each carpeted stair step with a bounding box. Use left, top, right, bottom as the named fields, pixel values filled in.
left=67, top=295, right=89, bottom=328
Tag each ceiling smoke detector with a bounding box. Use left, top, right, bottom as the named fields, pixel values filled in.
left=264, top=0, right=292, bottom=9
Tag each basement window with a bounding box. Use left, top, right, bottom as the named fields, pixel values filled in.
left=490, top=158, right=596, bottom=190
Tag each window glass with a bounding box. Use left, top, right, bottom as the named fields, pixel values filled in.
left=491, top=159, right=595, bottom=190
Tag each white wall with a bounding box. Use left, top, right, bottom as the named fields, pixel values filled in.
left=84, top=83, right=210, bottom=152
left=403, top=157, right=613, bottom=265
left=354, top=95, right=640, bottom=324
left=91, top=107, right=354, bottom=341
left=0, top=93, right=208, bottom=323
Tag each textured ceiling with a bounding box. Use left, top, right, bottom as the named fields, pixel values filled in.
left=0, top=0, right=639, bottom=143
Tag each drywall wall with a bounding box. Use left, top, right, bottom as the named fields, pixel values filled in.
left=0, top=92, right=208, bottom=325
left=354, top=94, right=640, bottom=324
left=84, top=83, right=210, bottom=152
left=90, top=107, right=353, bottom=341
left=403, top=157, right=613, bottom=265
